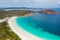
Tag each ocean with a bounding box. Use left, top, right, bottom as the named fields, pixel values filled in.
left=15, top=8, right=60, bottom=40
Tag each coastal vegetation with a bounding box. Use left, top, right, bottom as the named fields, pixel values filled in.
left=0, top=21, right=21, bottom=40
left=0, top=10, right=32, bottom=19
left=0, top=9, right=58, bottom=19
left=0, top=9, right=32, bottom=40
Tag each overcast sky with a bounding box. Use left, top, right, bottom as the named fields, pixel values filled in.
left=0, top=0, right=60, bottom=8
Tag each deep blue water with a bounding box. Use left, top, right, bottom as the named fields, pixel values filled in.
left=15, top=8, right=60, bottom=39
left=28, top=13, right=60, bottom=36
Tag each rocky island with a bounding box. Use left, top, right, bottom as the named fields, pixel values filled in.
left=39, top=10, right=57, bottom=14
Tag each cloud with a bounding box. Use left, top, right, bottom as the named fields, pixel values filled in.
left=0, top=0, right=60, bottom=8
left=57, top=1, right=60, bottom=4
left=31, top=0, right=41, bottom=2
left=12, top=0, right=20, bottom=3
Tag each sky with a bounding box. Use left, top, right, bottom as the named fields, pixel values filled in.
left=0, top=0, right=60, bottom=8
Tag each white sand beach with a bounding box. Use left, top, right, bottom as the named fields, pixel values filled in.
left=8, top=17, right=46, bottom=40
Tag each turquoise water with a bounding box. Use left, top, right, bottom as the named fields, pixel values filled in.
left=15, top=13, right=60, bottom=40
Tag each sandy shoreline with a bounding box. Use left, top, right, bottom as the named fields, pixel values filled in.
left=8, top=17, right=46, bottom=40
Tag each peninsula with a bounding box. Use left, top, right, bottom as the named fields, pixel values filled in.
left=0, top=10, right=33, bottom=40
left=0, top=9, right=58, bottom=40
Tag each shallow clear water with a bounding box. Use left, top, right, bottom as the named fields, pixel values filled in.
left=15, top=13, right=60, bottom=40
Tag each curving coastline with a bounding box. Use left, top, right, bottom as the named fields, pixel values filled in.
left=8, top=17, right=46, bottom=40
